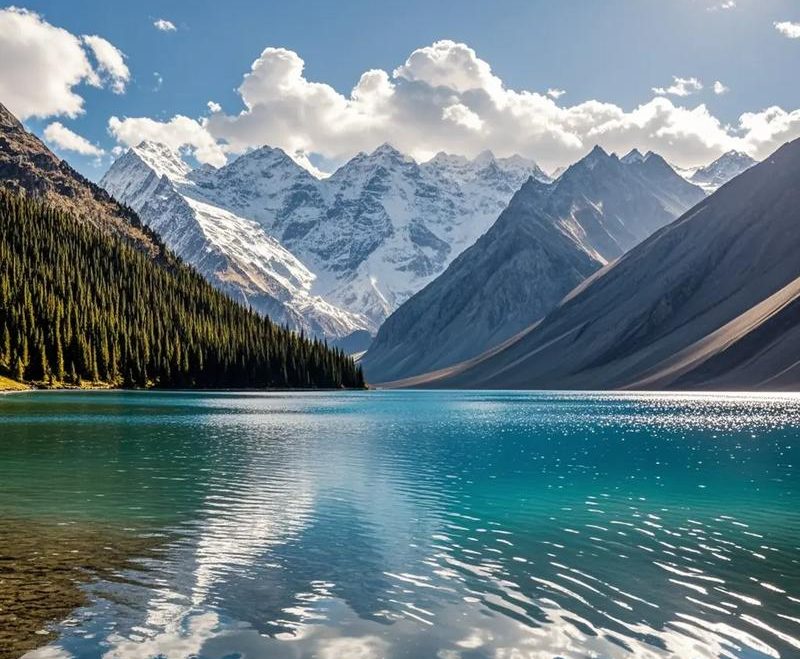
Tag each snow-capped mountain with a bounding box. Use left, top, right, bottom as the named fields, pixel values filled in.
left=362, top=146, right=706, bottom=383
left=689, top=150, right=757, bottom=193
left=101, top=142, right=369, bottom=339
left=102, top=142, right=549, bottom=332
left=298, top=145, right=551, bottom=325
left=424, top=138, right=800, bottom=390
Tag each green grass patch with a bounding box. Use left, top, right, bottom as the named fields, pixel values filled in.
left=0, top=375, right=29, bottom=391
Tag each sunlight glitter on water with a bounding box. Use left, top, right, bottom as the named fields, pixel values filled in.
left=0, top=390, right=798, bottom=658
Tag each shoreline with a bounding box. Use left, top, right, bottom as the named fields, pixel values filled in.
left=0, top=385, right=372, bottom=395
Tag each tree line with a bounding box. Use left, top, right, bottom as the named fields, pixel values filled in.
left=0, top=190, right=365, bottom=389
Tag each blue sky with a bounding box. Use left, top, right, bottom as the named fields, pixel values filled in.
left=3, top=0, right=799, bottom=178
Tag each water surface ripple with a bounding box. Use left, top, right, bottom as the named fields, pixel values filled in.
left=1, top=390, right=798, bottom=658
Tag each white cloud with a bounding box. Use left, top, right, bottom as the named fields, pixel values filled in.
left=107, top=40, right=800, bottom=170
left=547, top=88, right=566, bottom=100
left=774, top=21, right=800, bottom=39
left=708, top=1, right=736, bottom=11
left=82, top=35, right=129, bottom=94
left=0, top=8, right=129, bottom=120
left=393, top=40, right=503, bottom=96
left=713, top=80, right=729, bottom=95
left=108, top=114, right=227, bottom=166
left=207, top=100, right=222, bottom=113
left=43, top=121, right=104, bottom=156
left=153, top=72, right=163, bottom=91
left=442, top=102, right=484, bottom=131
left=737, top=106, right=800, bottom=154
left=652, top=76, right=703, bottom=97
left=0, top=8, right=88, bottom=118
left=153, top=18, right=176, bottom=32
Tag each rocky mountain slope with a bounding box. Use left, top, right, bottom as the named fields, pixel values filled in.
left=362, top=147, right=705, bottom=382
left=420, top=138, right=800, bottom=390
left=0, top=102, right=163, bottom=259
left=102, top=143, right=549, bottom=336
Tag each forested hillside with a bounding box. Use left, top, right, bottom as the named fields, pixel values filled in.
left=0, top=191, right=364, bottom=389
left=0, top=102, right=165, bottom=259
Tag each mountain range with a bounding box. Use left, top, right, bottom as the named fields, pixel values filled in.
left=405, top=138, right=800, bottom=390
left=101, top=142, right=549, bottom=342
left=362, top=147, right=706, bottom=382
left=0, top=100, right=363, bottom=390
left=3, top=91, right=789, bottom=392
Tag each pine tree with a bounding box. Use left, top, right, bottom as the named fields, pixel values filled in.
left=0, top=190, right=365, bottom=389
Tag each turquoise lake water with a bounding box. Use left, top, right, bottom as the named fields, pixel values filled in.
left=1, top=390, right=799, bottom=658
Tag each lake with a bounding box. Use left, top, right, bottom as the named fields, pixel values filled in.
left=1, top=390, right=799, bottom=659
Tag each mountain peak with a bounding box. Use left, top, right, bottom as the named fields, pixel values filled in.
left=131, top=141, right=191, bottom=182
left=250, top=144, right=290, bottom=159
left=227, top=145, right=303, bottom=172
left=621, top=148, right=644, bottom=164
left=639, top=151, right=670, bottom=168
left=473, top=149, right=496, bottom=166
left=584, top=145, right=611, bottom=165
left=0, top=102, right=23, bottom=131
left=569, top=145, right=613, bottom=173
left=690, top=149, right=758, bottom=192
left=427, top=151, right=470, bottom=167
left=496, top=153, right=536, bottom=169
left=371, top=142, right=404, bottom=158
left=723, top=149, right=752, bottom=159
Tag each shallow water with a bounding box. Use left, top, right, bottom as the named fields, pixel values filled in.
left=1, top=390, right=799, bottom=658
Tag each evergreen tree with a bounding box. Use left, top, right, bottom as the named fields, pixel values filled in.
left=0, top=190, right=365, bottom=389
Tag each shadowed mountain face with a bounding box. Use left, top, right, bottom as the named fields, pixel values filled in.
left=0, top=102, right=165, bottom=260
left=423, top=138, right=800, bottom=391
left=362, top=148, right=705, bottom=383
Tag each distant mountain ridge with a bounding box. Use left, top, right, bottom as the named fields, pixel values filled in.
left=418, top=138, right=800, bottom=390
left=362, top=146, right=705, bottom=382
left=689, top=150, right=757, bottom=193
left=101, top=142, right=549, bottom=337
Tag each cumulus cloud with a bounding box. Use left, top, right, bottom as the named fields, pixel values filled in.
left=108, top=39, right=800, bottom=170
left=108, top=114, right=227, bottom=166
left=207, top=100, right=222, bottom=113
left=547, top=88, right=566, bottom=100
left=82, top=35, right=129, bottom=94
left=0, top=7, right=96, bottom=119
left=442, top=102, right=483, bottom=131
left=652, top=76, right=703, bottom=97
left=774, top=21, right=800, bottom=39
left=737, top=106, right=800, bottom=154
left=43, top=121, right=104, bottom=156
left=153, top=18, right=176, bottom=32
left=0, top=8, right=128, bottom=119
left=713, top=80, right=729, bottom=95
